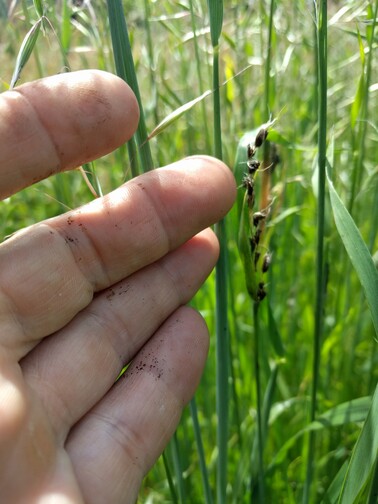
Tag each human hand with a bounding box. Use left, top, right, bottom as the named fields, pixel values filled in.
left=0, top=70, right=236, bottom=503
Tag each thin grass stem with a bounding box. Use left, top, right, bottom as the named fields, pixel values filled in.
left=212, top=46, right=222, bottom=161
left=348, top=0, right=378, bottom=214
left=263, top=0, right=275, bottom=118
left=143, top=0, right=159, bottom=129
left=206, top=1, right=228, bottom=502
left=170, top=433, right=185, bottom=503
left=189, top=0, right=211, bottom=151
left=212, top=43, right=229, bottom=504
left=162, top=451, right=178, bottom=504
left=214, top=217, right=229, bottom=504
left=303, top=1, right=328, bottom=502
left=189, top=398, right=213, bottom=504
left=252, top=301, right=265, bottom=504
left=261, top=0, right=275, bottom=227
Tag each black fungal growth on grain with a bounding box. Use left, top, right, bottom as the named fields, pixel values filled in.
left=254, top=127, right=268, bottom=148
left=242, top=125, right=276, bottom=302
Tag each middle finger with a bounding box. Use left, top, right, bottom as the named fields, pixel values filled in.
left=21, top=228, right=218, bottom=439
left=0, top=156, right=235, bottom=359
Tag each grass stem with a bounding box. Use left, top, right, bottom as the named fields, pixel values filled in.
left=215, top=217, right=229, bottom=504
left=189, top=0, right=211, bottom=151
left=162, top=451, right=178, bottom=504
left=252, top=301, right=265, bottom=504
left=212, top=41, right=228, bottom=504
left=206, top=1, right=227, bottom=501
left=348, top=0, right=378, bottom=214
left=189, top=398, right=213, bottom=504
left=303, top=1, right=328, bottom=502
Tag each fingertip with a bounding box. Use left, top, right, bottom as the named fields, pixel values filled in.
left=181, top=303, right=211, bottom=363
left=186, top=227, right=220, bottom=269
left=181, top=155, right=237, bottom=215
left=65, top=306, right=211, bottom=503
left=15, top=69, right=140, bottom=172
left=82, top=69, right=140, bottom=131
left=0, top=69, right=140, bottom=199
left=161, top=305, right=210, bottom=404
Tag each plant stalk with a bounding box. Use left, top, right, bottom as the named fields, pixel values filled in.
left=212, top=41, right=228, bottom=504
left=252, top=301, right=265, bottom=504
left=348, top=0, right=378, bottom=214
left=303, top=1, right=327, bottom=502
left=206, top=1, right=227, bottom=500
left=189, top=398, right=213, bottom=504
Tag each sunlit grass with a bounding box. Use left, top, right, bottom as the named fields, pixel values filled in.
left=0, top=0, right=377, bottom=502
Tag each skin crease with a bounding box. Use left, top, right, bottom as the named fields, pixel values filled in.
left=0, top=70, right=236, bottom=503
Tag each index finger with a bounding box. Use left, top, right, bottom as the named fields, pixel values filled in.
left=0, top=70, right=139, bottom=200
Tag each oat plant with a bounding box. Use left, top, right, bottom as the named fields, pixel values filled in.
left=303, top=1, right=328, bottom=502
left=2, top=1, right=377, bottom=502
left=205, top=2, right=229, bottom=503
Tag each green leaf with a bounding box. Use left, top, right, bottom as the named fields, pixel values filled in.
left=267, top=301, right=285, bottom=356
left=266, top=128, right=294, bottom=148
left=326, top=161, right=378, bottom=340
left=357, top=25, right=365, bottom=66
left=268, top=397, right=371, bottom=471
left=10, top=19, right=42, bottom=89
left=350, top=73, right=365, bottom=130
left=60, top=0, right=72, bottom=54
left=147, top=90, right=212, bottom=140
left=338, top=384, right=378, bottom=503
left=322, top=462, right=348, bottom=504
left=33, top=0, right=44, bottom=17
left=207, top=0, right=223, bottom=47
left=106, top=0, right=153, bottom=172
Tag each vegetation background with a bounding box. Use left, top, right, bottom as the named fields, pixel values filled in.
left=0, top=0, right=377, bottom=502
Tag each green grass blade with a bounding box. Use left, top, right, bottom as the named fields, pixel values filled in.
left=303, top=1, right=328, bottom=500
left=211, top=48, right=222, bottom=161
left=189, top=398, right=213, bottom=504
left=170, top=433, right=185, bottom=503
left=207, top=0, right=223, bottom=48
left=348, top=0, right=377, bottom=213
left=214, top=218, right=229, bottom=504
left=106, top=0, right=153, bottom=173
left=33, top=0, right=44, bottom=17
left=367, top=457, right=378, bottom=504
left=326, top=162, right=378, bottom=340
left=60, top=0, right=71, bottom=55
left=251, top=361, right=279, bottom=501
left=10, top=18, right=42, bottom=89
left=322, top=462, right=348, bottom=504
left=142, top=0, right=159, bottom=131
left=147, top=90, right=212, bottom=141
left=268, top=396, right=371, bottom=472
left=349, top=30, right=364, bottom=130
left=338, top=385, right=378, bottom=503
left=206, top=1, right=228, bottom=503
left=162, top=451, right=178, bottom=504
left=189, top=0, right=211, bottom=151
left=251, top=302, right=265, bottom=503
left=266, top=301, right=285, bottom=357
